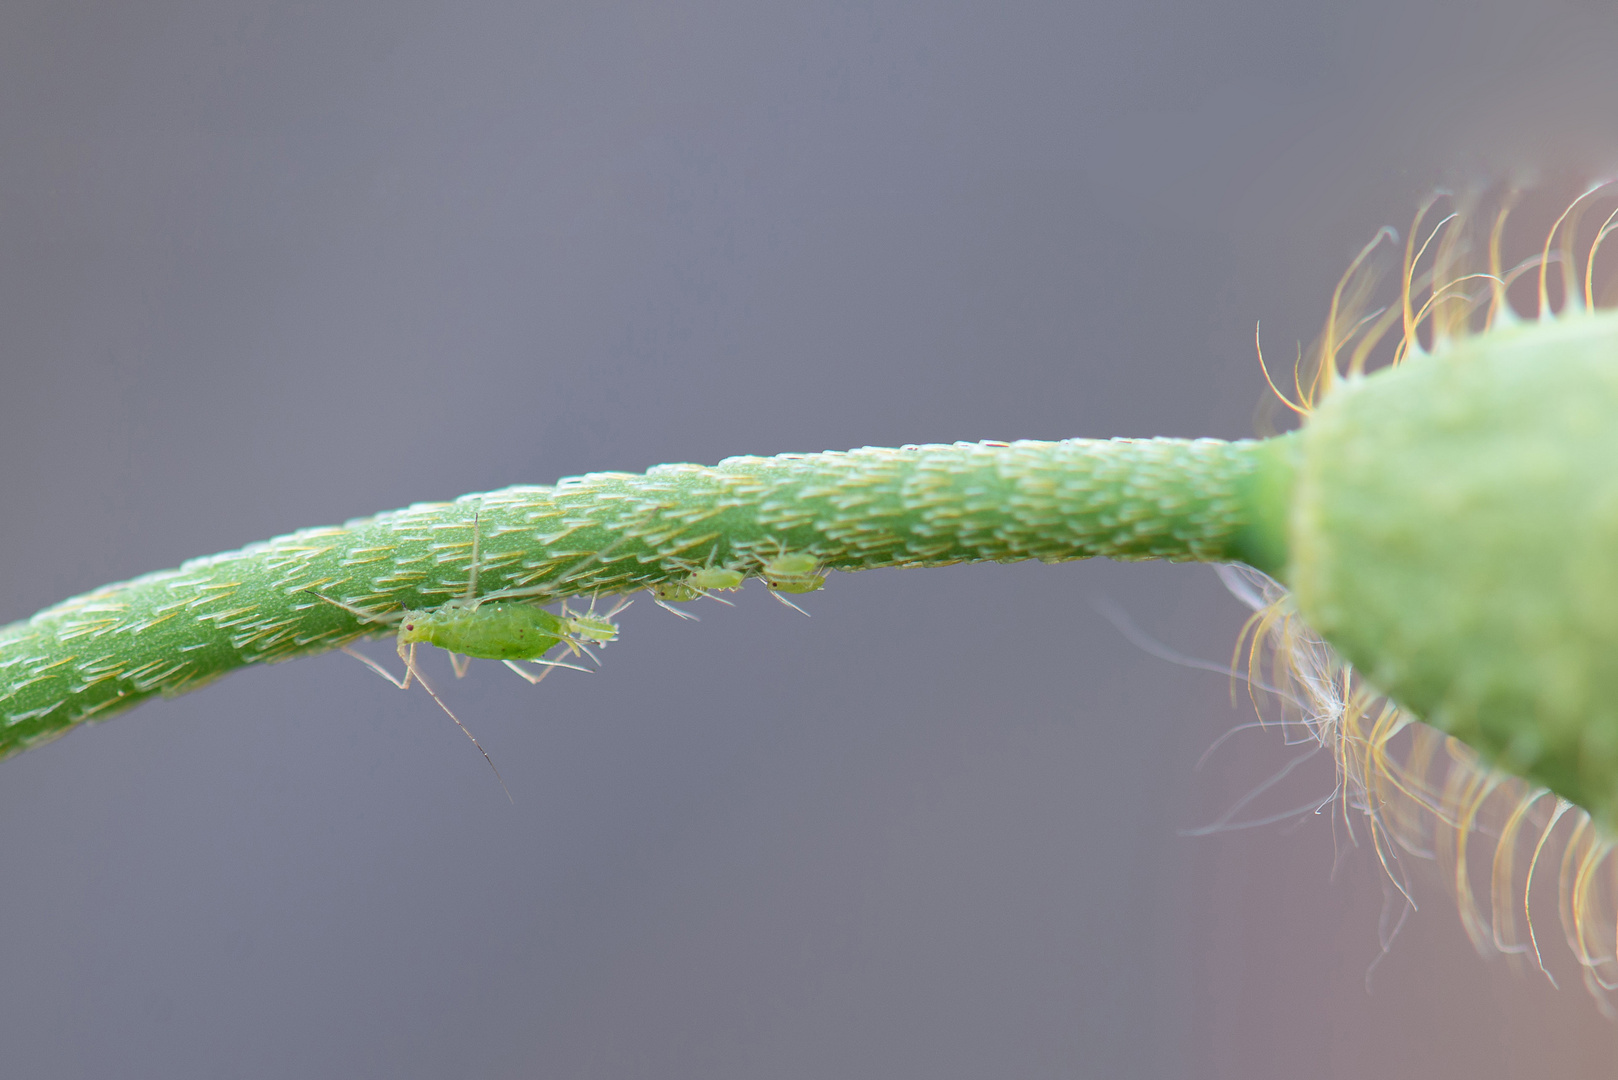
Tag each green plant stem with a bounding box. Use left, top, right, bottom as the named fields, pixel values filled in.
left=0, top=436, right=1295, bottom=757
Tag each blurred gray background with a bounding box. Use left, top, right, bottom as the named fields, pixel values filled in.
left=3, top=1, right=1618, bottom=1077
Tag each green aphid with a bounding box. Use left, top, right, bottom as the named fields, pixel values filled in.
left=689, top=567, right=745, bottom=591
left=650, top=581, right=703, bottom=605
left=396, top=595, right=614, bottom=668
left=397, top=600, right=573, bottom=661
left=378, top=594, right=622, bottom=686
left=761, top=552, right=825, bottom=614
left=14, top=184, right=1618, bottom=993
left=762, top=553, right=823, bottom=592
left=565, top=607, right=622, bottom=645
left=324, top=509, right=620, bottom=688
left=314, top=512, right=629, bottom=796
left=648, top=564, right=746, bottom=619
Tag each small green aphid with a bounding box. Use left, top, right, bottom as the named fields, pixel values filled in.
left=760, top=552, right=825, bottom=615
left=324, top=509, right=619, bottom=686
left=690, top=567, right=745, bottom=592
left=562, top=604, right=623, bottom=647
left=650, top=581, right=702, bottom=603
left=648, top=563, right=746, bottom=619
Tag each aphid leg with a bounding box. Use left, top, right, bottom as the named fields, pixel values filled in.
left=576, top=592, right=632, bottom=622
left=403, top=650, right=512, bottom=803
left=768, top=590, right=812, bottom=617
left=654, top=598, right=701, bottom=620
left=502, top=659, right=557, bottom=686
left=450, top=652, right=472, bottom=679
left=395, top=639, right=415, bottom=689
left=340, top=645, right=410, bottom=689
left=499, top=656, right=592, bottom=686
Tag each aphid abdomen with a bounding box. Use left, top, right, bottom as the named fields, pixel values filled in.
left=401, top=603, right=570, bottom=661
left=687, top=568, right=743, bottom=591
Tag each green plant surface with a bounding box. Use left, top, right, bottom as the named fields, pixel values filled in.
left=0, top=437, right=1286, bottom=755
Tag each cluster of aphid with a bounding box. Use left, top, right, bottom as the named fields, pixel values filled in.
left=648, top=553, right=826, bottom=618
left=323, top=528, right=827, bottom=794
left=318, top=583, right=629, bottom=798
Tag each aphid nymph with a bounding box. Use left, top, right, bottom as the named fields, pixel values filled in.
left=761, top=551, right=825, bottom=615
left=688, top=567, right=745, bottom=592
left=647, top=560, right=746, bottom=619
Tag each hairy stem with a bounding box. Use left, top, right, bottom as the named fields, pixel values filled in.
left=0, top=436, right=1295, bottom=756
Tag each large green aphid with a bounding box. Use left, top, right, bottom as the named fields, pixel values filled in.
left=307, top=509, right=630, bottom=791
left=398, top=601, right=579, bottom=661
left=316, top=510, right=622, bottom=686
left=4, top=187, right=1618, bottom=992
left=392, top=598, right=617, bottom=674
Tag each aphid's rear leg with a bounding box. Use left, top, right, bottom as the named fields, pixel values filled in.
left=768, top=590, right=813, bottom=616
left=653, top=598, right=701, bottom=620
left=450, top=652, right=472, bottom=679
left=568, top=640, right=605, bottom=667
left=499, top=656, right=592, bottom=686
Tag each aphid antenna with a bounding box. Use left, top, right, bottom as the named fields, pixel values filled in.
left=306, top=588, right=403, bottom=628
left=463, top=585, right=551, bottom=610
left=335, top=640, right=508, bottom=800
left=400, top=647, right=511, bottom=804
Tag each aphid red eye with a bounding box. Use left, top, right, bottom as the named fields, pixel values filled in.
left=405, top=623, right=415, bottom=631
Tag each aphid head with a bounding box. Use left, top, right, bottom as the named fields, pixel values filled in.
left=396, top=610, right=433, bottom=645
left=566, top=612, right=619, bottom=644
